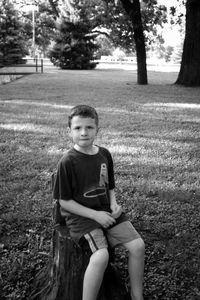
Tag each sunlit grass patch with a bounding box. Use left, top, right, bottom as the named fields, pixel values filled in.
left=144, top=102, right=200, bottom=109
left=0, top=99, right=73, bottom=110
left=0, top=122, right=50, bottom=133
left=47, top=145, right=67, bottom=156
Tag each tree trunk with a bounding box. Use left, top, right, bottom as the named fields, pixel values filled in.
left=120, top=0, right=148, bottom=85
left=29, top=225, right=131, bottom=300
left=175, top=0, right=200, bottom=86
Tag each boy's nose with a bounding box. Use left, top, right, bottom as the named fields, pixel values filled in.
left=81, top=128, right=87, bottom=135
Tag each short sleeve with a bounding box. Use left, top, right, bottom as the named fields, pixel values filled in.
left=53, top=157, right=73, bottom=200
left=101, top=147, right=115, bottom=190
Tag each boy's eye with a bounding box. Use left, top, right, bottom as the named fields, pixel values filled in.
left=73, top=125, right=95, bottom=131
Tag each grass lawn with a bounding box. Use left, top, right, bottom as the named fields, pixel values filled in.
left=0, top=69, right=200, bottom=299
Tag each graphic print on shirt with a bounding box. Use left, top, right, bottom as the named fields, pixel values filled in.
left=83, top=163, right=108, bottom=198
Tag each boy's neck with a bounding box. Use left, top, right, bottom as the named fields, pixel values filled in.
left=74, top=144, right=99, bottom=155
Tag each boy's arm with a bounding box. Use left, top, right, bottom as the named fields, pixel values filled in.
left=109, top=189, right=123, bottom=219
left=59, top=199, right=116, bottom=228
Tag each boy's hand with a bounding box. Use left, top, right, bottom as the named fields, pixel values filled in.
left=110, top=204, right=123, bottom=219
left=94, top=211, right=116, bottom=228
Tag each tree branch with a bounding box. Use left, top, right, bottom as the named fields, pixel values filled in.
left=48, top=0, right=59, bottom=18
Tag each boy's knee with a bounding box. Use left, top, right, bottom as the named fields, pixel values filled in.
left=137, top=238, right=145, bottom=251
left=126, top=238, right=145, bottom=257
left=134, top=238, right=145, bottom=254
left=90, top=248, right=109, bottom=268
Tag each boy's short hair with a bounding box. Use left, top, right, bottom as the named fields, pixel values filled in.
left=68, top=105, right=99, bottom=127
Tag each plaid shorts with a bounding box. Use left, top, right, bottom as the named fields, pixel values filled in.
left=82, top=221, right=141, bottom=253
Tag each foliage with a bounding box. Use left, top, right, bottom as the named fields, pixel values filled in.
left=155, top=45, right=174, bottom=62
left=47, top=0, right=168, bottom=57
left=26, top=2, right=56, bottom=56
left=0, top=70, right=200, bottom=299
left=35, top=3, right=56, bottom=56
left=10, top=1, right=185, bottom=63
left=95, top=0, right=168, bottom=53
left=0, top=0, right=28, bottom=66
left=168, top=0, right=186, bottom=26
left=11, top=0, right=57, bottom=57
left=49, top=1, right=99, bottom=69
left=95, top=35, right=115, bottom=58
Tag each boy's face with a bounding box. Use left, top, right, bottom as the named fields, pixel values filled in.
left=69, top=116, right=98, bottom=151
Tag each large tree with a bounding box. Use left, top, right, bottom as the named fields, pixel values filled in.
left=119, top=0, right=147, bottom=84
left=175, top=0, right=200, bottom=86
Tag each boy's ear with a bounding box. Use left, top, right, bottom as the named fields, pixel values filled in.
left=96, top=126, right=100, bottom=134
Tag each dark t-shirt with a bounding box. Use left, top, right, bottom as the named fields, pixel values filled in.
left=53, top=146, right=116, bottom=241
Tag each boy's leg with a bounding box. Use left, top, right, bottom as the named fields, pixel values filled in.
left=81, top=228, right=109, bottom=300
left=82, top=247, right=109, bottom=300
left=124, top=238, right=145, bottom=300
left=106, top=220, right=145, bottom=300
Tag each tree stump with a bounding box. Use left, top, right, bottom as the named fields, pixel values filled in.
left=30, top=224, right=131, bottom=300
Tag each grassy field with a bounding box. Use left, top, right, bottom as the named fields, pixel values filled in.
left=0, top=69, right=200, bottom=299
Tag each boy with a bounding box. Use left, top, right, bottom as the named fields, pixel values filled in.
left=53, top=105, right=145, bottom=300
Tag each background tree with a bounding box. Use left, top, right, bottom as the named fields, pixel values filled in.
left=113, top=0, right=147, bottom=84
left=0, top=0, right=28, bottom=66
left=49, top=1, right=99, bottom=69
left=95, top=1, right=167, bottom=55
left=175, top=0, right=200, bottom=86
